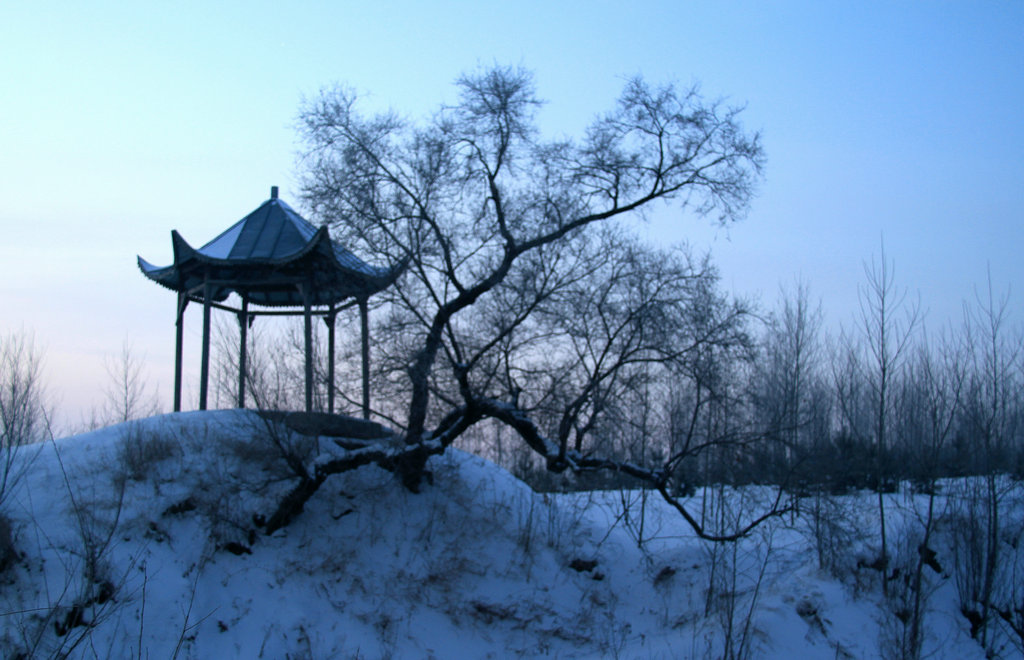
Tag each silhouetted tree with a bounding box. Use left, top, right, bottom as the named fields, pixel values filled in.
left=856, top=246, right=920, bottom=596
left=750, top=280, right=826, bottom=483
left=952, top=274, right=1022, bottom=653
left=268, top=65, right=779, bottom=540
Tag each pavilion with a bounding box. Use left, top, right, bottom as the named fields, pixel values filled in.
left=138, top=187, right=403, bottom=416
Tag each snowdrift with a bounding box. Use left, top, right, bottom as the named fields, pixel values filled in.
left=0, top=411, right=1000, bottom=658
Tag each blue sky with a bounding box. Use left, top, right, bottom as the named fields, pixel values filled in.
left=2, top=1, right=1022, bottom=425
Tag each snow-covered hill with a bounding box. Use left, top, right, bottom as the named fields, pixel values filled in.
left=0, top=411, right=997, bottom=658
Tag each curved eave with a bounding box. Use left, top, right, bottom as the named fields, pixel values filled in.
left=139, top=229, right=407, bottom=306
left=367, top=254, right=409, bottom=292
left=137, top=256, right=177, bottom=290
left=320, top=243, right=409, bottom=295
left=137, top=256, right=234, bottom=302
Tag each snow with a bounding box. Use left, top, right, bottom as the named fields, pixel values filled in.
left=0, top=411, right=1005, bottom=658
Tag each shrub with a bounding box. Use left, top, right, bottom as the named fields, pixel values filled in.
left=115, top=424, right=181, bottom=482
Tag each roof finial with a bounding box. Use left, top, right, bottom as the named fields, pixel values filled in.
left=271, top=185, right=279, bottom=200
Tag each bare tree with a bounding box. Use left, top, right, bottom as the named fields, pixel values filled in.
left=0, top=331, right=48, bottom=573
left=952, top=273, right=1022, bottom=652
left=0, top=331, right=48, bottom=508
left=212, top=315, right=330, bottom=413
left=266, top=65, right=779, bottom=540
left=887, top=331, right=966, bottom=659
left=750, top=280, right=825, bottom=482
left=662, top=264, right=754, bottom=496
left=856, top=245, right=920, bottom=596
left=101, top=340, right=160, bottom=424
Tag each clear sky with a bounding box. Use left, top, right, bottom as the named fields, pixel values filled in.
left=2, top=1, right=1022, bottom=427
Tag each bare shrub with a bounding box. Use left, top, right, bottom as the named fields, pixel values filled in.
left=171, top=415, right=322, bottom=550
left=878, top=525, right=944, bottom=660
left=8, top=436, right=132, bottom=658
left=115, top=423, right=182, bottom=482
left=0, top=331, right=48, bottom=583
left=232, top=414, right=320, bottom=481
left=701, top=486, right=777, bottom=660
left=1, top=330, right=48, bottom=509
left=212, top=316, right=324, bottom=412
left=805, top=491, right=860, bottom=579
left=993, top=510, right=1024, bottom=657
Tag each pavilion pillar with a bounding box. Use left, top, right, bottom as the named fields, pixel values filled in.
left=323, top=307, right=337, bottom=414
left=359, top=297, right=370, bottom=420
left=199, top=281, right=212, bottom=411
left=302, top=285, right=313, bottom=413
left=237, top=297, right=249, bottom=409
left=173, top=292, right=189, bottom=412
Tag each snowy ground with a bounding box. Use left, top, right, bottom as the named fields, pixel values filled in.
left=0, top=411, right=1008, bottom=658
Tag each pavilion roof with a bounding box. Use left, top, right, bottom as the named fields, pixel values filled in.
left=138, top=188, right=402, bottom=307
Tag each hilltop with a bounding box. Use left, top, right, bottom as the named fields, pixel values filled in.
left=1, top=411, right=989, bottom=658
